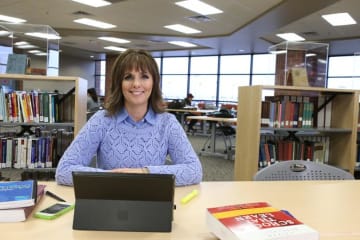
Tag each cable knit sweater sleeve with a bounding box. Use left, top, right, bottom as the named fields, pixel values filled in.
left=55, top=110, right=202, bottom=186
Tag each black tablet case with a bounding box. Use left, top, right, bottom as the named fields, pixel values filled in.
left=72, top=171, right=175, bottom=232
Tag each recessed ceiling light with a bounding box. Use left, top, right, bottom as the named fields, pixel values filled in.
left=98, top=37, right=130, bottom=44
left=74, top=18, right=116, bottom=29
left=276, top=33, right=305, bottom=41
left=25, top=32, right=61, bottom=40
left=104, top=46, right=127, bottom=52
left=175, top=0, right=222, bottom=15
left=168, top=41, right=197, bottom=47
left=164, top=24, right=201, bottom=34
left=322, top=12, right=356, bottom=26
left=0, top=14, right=26, bottom=23
left=71, top=0, right=111, bottom=7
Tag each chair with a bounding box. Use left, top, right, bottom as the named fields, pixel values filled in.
left=201, top=124, right=236, bottom=160
left=253, top=160, right=355, bottom=181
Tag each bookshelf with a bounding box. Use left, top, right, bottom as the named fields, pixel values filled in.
left=234, top=85, right=359, bottom=181
left=0, top=74, right=87, bottom=170
left=0, top=74, right=87, bottom=136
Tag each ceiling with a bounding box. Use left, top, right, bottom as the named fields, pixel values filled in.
left=1, top=0, right=360, bottom=60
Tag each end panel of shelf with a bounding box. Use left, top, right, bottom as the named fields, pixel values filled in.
left=234, top=86, right=262, bottom=181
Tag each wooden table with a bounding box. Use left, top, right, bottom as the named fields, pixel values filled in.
left=166, top=108, right=215, bottom=129
left=187, top=115, right=237, bottom=159
left=1, top=180, right=359, bottom=240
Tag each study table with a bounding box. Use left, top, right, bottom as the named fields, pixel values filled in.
left=166, top=108, right=215, bottom=129
left=2, top=180, right=359, bottom=240
left=187, top=115, right=237, bottom=159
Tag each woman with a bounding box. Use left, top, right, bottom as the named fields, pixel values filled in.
left=55, top=49, right=202, bottom=186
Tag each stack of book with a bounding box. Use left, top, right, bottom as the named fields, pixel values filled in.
left=0, top=180, right=45, bottom=222
left=206, top=202, right=319, bottom=240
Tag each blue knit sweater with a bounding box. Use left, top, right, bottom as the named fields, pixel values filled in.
left=55, top=108, right=203, bottom=186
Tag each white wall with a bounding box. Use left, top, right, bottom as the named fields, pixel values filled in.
left=59, top=55, right=95, bottom=87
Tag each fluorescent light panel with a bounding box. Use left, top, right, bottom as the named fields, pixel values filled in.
left=175, top=0, right=222, bottom=15
left=14, top=41, right=29, bottom=46
left=25, top=32, right=61, bottom=40
left=35, top=52, right=47, bottom=56
left=74, top=18, right=116, bottom=29
left=276, top=33, right=305, bottom=41
left=104, top=46, right=127, bottom=52
left=16, top=44, right=37, bottom=49
left=168, top=41, right=197, bottom=47
left=71, top=0, right=111, bottom=7
left=28, top=50, right=41, bottom=54
left=0, top=14, right=26, bottom=23
left=269, top=50, right=287, bottom=55
left=164, top=24, right=201, bottom=34
left=0, top=30, right=10, bottom=36
left=98, top=36, right=130, bottom=44
left=322, top=12, right=356, bottom=26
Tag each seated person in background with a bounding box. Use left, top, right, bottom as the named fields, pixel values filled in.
left=184, top=93, right=198, bottom=132
left=55, top=49, right=203, bottom=187
left=87, top=87, right=100, bottom=111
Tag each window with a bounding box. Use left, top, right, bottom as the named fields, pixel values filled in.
left=189, top=75, right=217, bottom=101
left=161, top=75, right=188, bottom=99
left=252, top=54, right=276, bottom=74
left=95, top=60, right=106, bottom=96
left=162, top=57, right=188, bottom=74
left=161, top=57, right=189, bottom=99
left=328, top=55, right=360, bottom=89
left=218, top=75, right=249, bottom=102
left=220, top=55, right=251, bottom=74
left=190, top=56, right=218, bottom=74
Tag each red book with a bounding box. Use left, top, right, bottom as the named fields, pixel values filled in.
left=0, top=184, right=46, bottom=222
left=206, top=202, right=319, bottom=240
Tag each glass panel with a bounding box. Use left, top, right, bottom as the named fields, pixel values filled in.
left=252, top=54, right=276, bottom=74
left=161, top=75, right=188, bottom=99
left=218, top=75, right=249, bottom=102
left=190, top=56, right=218, bottom=74
left=220, top=55, right=251, bottom=74
left=189, top=75, right=217, bottom=100
left=162, top=57, right=188, bottom=74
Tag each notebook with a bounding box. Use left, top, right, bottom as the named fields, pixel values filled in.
left=72, top=171, right=175, bottom=232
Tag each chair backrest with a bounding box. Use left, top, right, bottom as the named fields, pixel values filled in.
left=253, top=160, right=354, bottom=181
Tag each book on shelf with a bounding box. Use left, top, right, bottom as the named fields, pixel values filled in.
left=5, top=54, right=28, bottom=74
left=0, top=184, right=45, bottom=222
left=0, top=180, right=38, bottom=209
left=206, top=202, right=319, bottom=240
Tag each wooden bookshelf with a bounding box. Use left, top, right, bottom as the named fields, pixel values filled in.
left=0, top=73, right=87, bottom=136
left=234, top=85, right=359, bottom=181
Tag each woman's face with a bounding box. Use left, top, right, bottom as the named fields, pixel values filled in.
left=122, top=68, right=153, bottom=109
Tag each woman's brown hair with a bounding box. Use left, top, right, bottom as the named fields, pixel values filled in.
left=104, top=49, right=165, bottom=116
